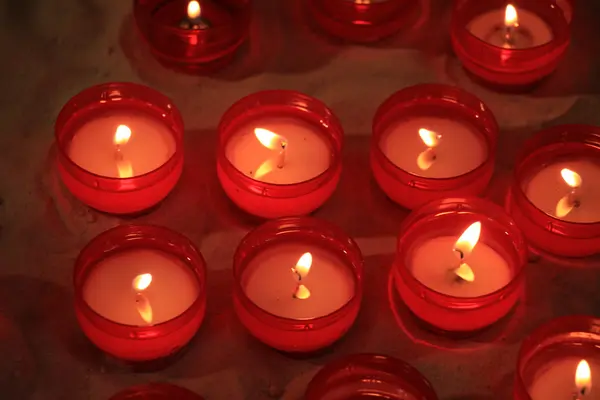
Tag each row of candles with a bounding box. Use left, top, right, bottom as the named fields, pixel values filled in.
left=55, top=81, right=600, bottom=398
left=135, top=0, right=572, bottom=86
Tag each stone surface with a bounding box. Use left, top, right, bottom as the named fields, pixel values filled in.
left=0, top=0, right=599, bottom=399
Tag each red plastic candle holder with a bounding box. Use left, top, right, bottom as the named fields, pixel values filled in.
left=55, top=82, right=184, bottom=215
left=74, top=225, right=206, bottom=362
left=451, top=0, right=571, bottom=87
left=217, top=90, right=344, bottom=219
left=232, top=216, right=363, bottom=353
left=306, top=0, right=417, bottom=43
left=110, top=382, right=203, bottom=400
left=305, top=353, right=439, bottom=400
left=514, top=316, right=600, bottom=400
left=393, top=197, right=527, bottom=333
left=134, top=0, right=252, bottom=73
left=506, top=125, right=600, bottom=258
left=370, top=84, right=498, bottom=210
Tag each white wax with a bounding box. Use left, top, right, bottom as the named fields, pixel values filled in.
left=225, top=117, right=331, bottom=184
left=529, top=357, right=600, bottom=400
left=242, top=243, right=355, bottom=319
left=380, top=117, right=487, bottom=178
left=68, top=112, right=176, bottom=178
left=83, top=249, right=199, bottom=326
left=467, top=8, right=553, bottom=49
left=411, top=237, right=511, bottom=297
left=525, top=159, right=600, bottom=223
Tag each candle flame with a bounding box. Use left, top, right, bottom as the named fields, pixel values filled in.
left=292, top=252, right=312, bottom=280
left=254, top=128, right=287, bottom=150
left=293, top=284, right=311, bottom=300
left=136, top=293, right=153, bottom=325
left=132, top=273, right=152, bottom=292
left=576, top=360, right=592, bottom=396
left=454, top=222, right=482, bottom=259
left=187, top=0, right=201, bottom=19
left=561, top=168, right=582, bottom=189
left=505, top=4, right=518, bottom=28
left=454, top=262, right=475, bottom=282
left=419, top=128, right=441, bottom=149
left=114, top=125, right=132, bottom=146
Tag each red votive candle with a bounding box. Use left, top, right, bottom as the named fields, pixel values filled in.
left=74, top=225, right=206, bottom=362
left=217, top=90, right=344, bottom=219
left=306, top=0, right=417, bottom=43
left=55, top=82, right=184, bottom=215
left=110, top=382, right=203, bottom=400
left=451, top=0, right=570, bottom=87
left=514, top=316, right=600, bottom=400
left=370, top=84, right=498, bottom=210
left=305, top=353, right=439, bottom=400
left=134, top=0, right=252, bottom=73
left=393, top=197, right=527, bottom=333
left=506, top=125, right=600, bottom=258
left=232, top=216, right=363, bottom=353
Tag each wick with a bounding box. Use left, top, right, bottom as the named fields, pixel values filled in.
left=292, top=269, right=302, bottom=281
left=453, top=248, right=464, bottom=261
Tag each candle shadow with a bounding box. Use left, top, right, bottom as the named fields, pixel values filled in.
left=386, top=271, right=526, bottom=351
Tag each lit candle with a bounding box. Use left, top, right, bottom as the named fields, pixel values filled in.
left=529, top=359, right=598, bottom=400
left=524, top=161, right=600, bottom=223
left=242, top=243, right=355, bottom=319
left=83, top=249, right=199, bottom=326
left=410, top=221, right=512, bottom=297
left=225, top=118, right=331, bottom=185
left=467, top=3, right=553, bottom=49
left=68, top=113, right=176, bottom=179
left=179, top=0, right=211, bottom=30
left=379, top=117, right=488, bottom=178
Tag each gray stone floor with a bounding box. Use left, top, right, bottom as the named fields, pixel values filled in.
left=0, top=0, right=599, bottom=399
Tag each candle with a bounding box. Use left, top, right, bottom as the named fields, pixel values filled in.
left=232, top=216, right=363, bottom=352
left=305, top=354, right=439, bottom=400
left=410, top=222, right=512, bottom=298
left=74, top=225, right=206, bottom=361
left=515, top=316, right=600, bottom=400
left=371, top=84, right=497, bottom=210
left=379, top=117, right=488, bottom=178
left=134, top=0, right=251, bottom=72
left=225, top=118, right=331, bottom=185
left=242, top=244, right=355, bottom=319
left=528, top=359, right=598, bottom=400
left=56, top=82, right=184, bottom=214
left=83, top=249, right=199, bottom=326
left=68, top=113, right=176, bottom=179
left=451, top=0, right=570, bottom=86
left=217, top=90, right=343, bottom=219
left=467, top=4, right=553, bottom=49
left=507, top=125, right=600, bottom=258
left=394, top=197, right=527, bottom=332
left=524, top=161, right=600, bottom=224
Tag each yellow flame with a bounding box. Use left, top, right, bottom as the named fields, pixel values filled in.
left=254, top=128, right=287, bottom=150
left=576, top=360, right=592, bottom=396
left=454, top=222, right=482, bottom=259
left=114, top=125, right=131, bottom=146
left=136, top=293, right=153, bottom=325
left=292, top=252, right=312, bottom=280
left=561, top=168, right=582, bottom=189
left=132, top=273, right=152, bottom=292
left=293, top=284, right=311, bottom=300
left=505, top=4, right=518, bottom=27
left=419, top=128, right=441, bottom=148
left=454, top=262, right=475, bottom=282
left=555, top=195, right=575, bottom=218
left=417, top=150, right=435, bottom=171
left=253, top=159, right=275, bottom=180
left=187, top=0, right=201, bottom=19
